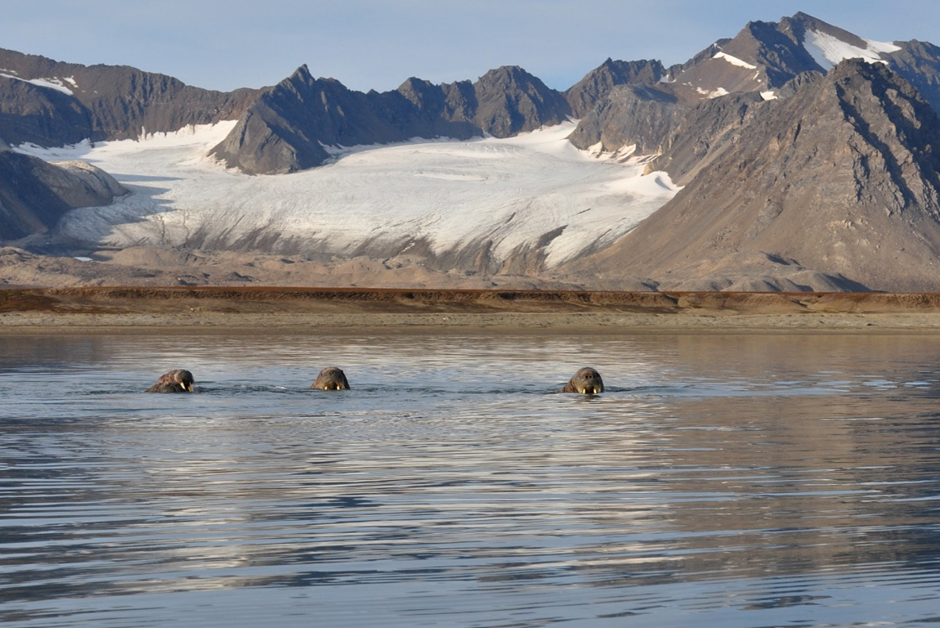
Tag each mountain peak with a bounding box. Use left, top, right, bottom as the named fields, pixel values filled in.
left=472, top=66, right=570, bottom=138
left=291, top=64, right=313, bottom=81
left=477, top=65, right=538, bottom=87
left=565, top=58, right=666, bottom=117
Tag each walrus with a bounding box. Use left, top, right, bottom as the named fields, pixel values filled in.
left=146, top=369, right=195, bottom=393
left=311, top=366, right=350, bottom=390
left=561, top=367, right=604, bottom=394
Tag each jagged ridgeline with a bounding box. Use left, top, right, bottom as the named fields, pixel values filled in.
left=7, top=11, right=940, bottom=290
left=209, top=64, right=573, bottom=174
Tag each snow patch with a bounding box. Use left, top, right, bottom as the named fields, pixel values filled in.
left=0, top=72, right=75, bottom=95
left=866, top=38, right=903, bottom=54
left=697, top=86, right=729, bottom=99
left=713, top=52, right=757, bottom=69
left=802, top=29, right=898, bottom=70
left=414, top=171, right=487, bottom=182
left=761, top=91, right=778, bottom=101
left=19, top=121, right=678, bottom=268
left=584, top=142, right=637, bottom=163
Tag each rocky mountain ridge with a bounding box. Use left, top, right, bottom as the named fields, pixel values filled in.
left=0, top=48, right=258, bottom=146
left=210, top=64, right=575, bottom=174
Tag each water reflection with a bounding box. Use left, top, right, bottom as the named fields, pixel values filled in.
left=3, top=332, right=940, bottom=626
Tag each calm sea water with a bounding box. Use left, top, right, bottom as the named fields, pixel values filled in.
left=3, top=330, right=940, bottom=627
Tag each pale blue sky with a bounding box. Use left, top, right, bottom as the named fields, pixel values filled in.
left=1, top=1, right=938, bottom=93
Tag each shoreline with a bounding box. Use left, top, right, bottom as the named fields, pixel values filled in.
left=4, top=287, right=940, bottom=333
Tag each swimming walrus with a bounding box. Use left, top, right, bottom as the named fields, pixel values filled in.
left=146, top=369, right=195, bottom=393
left=561, top=367, right=604, bottom=394
left=311, top=366, right=350, bottom=390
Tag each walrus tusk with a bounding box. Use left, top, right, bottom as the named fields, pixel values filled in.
left=311, top=367, right=350, bottom=391
left=146, top=369, right=195, bottom=394
left=561, top=368, right=605, bottom=394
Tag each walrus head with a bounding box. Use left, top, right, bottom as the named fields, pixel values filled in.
left=146, top=369, right=195, bottom=393
left=562, top=367, right=604, bottom=394
left=311, top=366, right=350, bottom=390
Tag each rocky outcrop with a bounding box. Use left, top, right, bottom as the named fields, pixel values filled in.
left=470, top=66, right=571, bottom=137
left=0, top=150, right=127, bottom=240
left=567, top=84, right=681, bottom=156
left=882, top=40, right=940, bottom=114
left=565, top=59, right=666, bottom=118
left=646, top=89, right=767, bottom=184
left=577, top=60, right=940, bottom=292
left=395, top=77, right=482, bottom=138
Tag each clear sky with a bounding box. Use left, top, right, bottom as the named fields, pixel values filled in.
left=2, top=1, right=939, bottom=93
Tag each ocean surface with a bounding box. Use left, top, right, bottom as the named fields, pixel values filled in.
left=3, top=330, right=940, bottom=627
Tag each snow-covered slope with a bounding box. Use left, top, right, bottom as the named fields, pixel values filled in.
left=0, top=70, right=77, bottom=95
left=17, top=121, right=678, bottom=269
left=802, top=29, right=901, bottom=70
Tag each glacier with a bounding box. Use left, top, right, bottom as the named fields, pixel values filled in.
left=16, top=121, right=679, bottom=269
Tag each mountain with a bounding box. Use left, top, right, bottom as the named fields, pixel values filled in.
left=472, top=65, right=572, bottom=136
left=644, top=89, right=766, bottom=185
left=211, top=64, right=572, bottom=175
left=7, top=12, right=940, bottom=291
left=575, top=12, right=940, bottom=162
left=0, top=48, right=258, bottom=145
left=574, top=59, right=940, bottom=292
left=571, top=12, right=914, bottom=161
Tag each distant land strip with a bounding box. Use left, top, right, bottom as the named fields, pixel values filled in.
left=4, top=287, right=940, bottom=316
